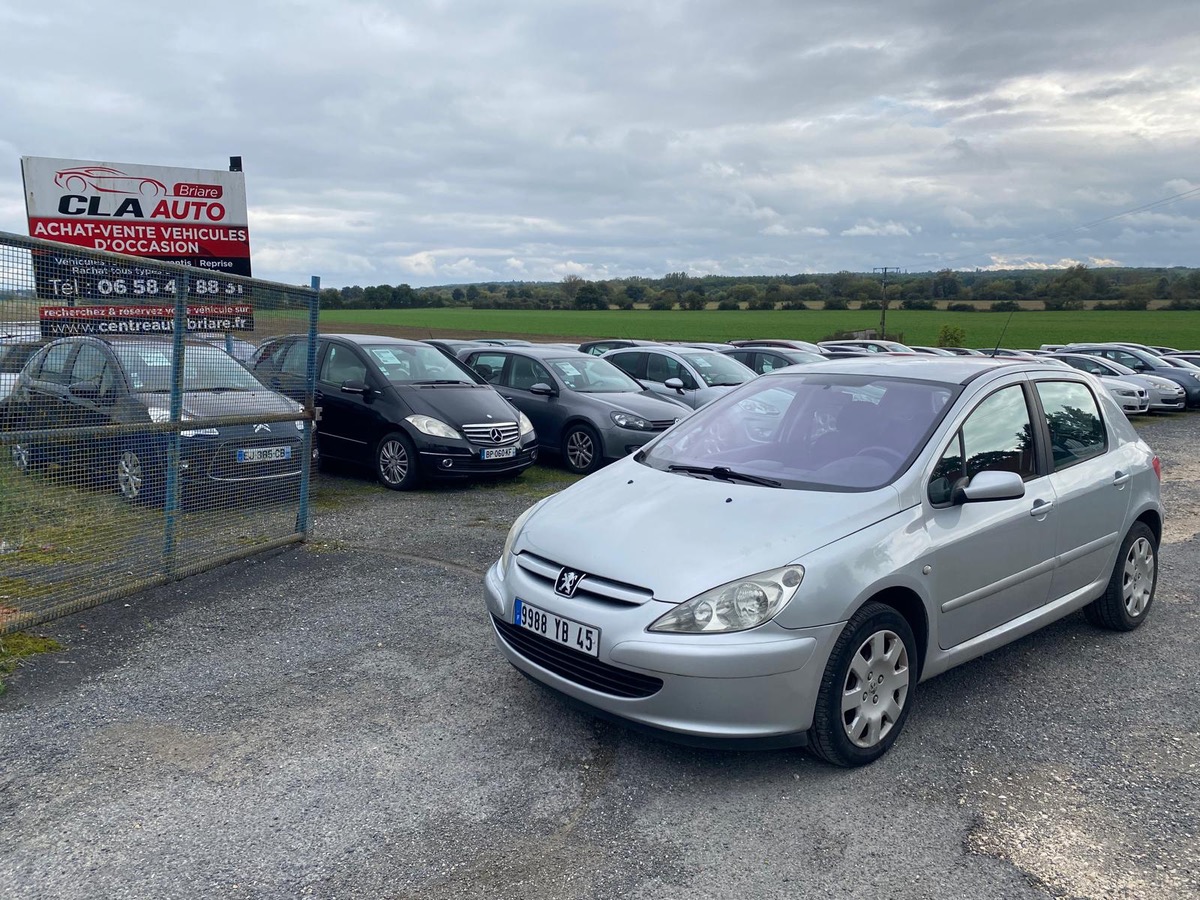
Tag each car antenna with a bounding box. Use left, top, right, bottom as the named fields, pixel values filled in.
left=991, top=308, right=1016, bottom=357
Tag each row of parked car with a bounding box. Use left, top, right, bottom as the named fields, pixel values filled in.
left=1, top=325, right=1195, bottom=504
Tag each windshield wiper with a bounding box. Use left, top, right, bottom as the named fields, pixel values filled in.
left=709, top=381, right=746, bottom=387
left=410, top=379, right=469, bottom=385
left=667, top=464, right=781, bottom=487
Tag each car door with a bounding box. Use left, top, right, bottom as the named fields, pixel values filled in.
left=1033, top=379, right=1132, bottom=601
left=496, top=354, right=568, bottom=451
left=65, top=342, right=121, bottom=468
left=926, top=381, right=1058, bottom=649
left=315, top=341, right=381, bottom=464
left=724, top=349, right=758, bottom=373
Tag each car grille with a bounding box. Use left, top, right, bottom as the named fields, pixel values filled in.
left=492, top=615, right=663, bottom=699
left=462, top=422, right=519, bottom=445
left=207, top=434, right=303, bottom=482
left=648, top=418, right=677, bottom=430
left=516, top=552, right=654, bottom=606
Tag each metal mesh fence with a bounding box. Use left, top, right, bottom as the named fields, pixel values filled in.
left=0, top=231, right=318, bottom=634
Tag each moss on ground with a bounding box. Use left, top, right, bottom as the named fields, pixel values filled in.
left=0, top=631, right=62, bottom=695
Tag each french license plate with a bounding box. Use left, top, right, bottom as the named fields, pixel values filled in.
left=513, top=598, right=599, bottom=657
left=481, top=445, right=517, bottom=460
left=237, top=446, right=292, bottom=463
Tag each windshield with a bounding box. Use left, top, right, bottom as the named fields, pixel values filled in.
left=112, top=342, right=268, bottom=392
left=547, top=356, right=643, bottom=392
left=639, top=373, right=957, bottom=491
left=364, top=344, right=477, bottom=384
left=678, top=352, right=754, bottom=387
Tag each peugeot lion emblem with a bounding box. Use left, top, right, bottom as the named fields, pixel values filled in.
left=555, top=569, right=582, bottom=598
left=254, top=423, right=272, bottom=433
left=490, top=427, right=504, bottom=443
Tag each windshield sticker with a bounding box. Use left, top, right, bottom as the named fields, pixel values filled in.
left=370, top=349, right=402, bottom=365
left=691, top=358, right=712, bottom=367
left=139, top=350, right=171, bottom=367
left=558, top=363, right=581, bottom=376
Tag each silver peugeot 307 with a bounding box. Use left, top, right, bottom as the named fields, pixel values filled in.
left=484, top=357, right=1164, bottom=766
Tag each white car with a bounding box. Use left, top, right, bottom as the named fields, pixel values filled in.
left=1054, top=353, right=1186, bottom=413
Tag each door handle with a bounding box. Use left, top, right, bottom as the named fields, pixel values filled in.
left=1113, top=470, right=1132, bottom=487
left=502, top=396, right=516, bottom=402
left=315, top=390, right=325, bottom=403
left=1030, top=499, right=1054, bottom=517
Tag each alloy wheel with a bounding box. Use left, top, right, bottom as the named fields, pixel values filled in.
left=841, top=629, right=910, bottom=749
left=1122, top=536, right=1156, bottom=617
left=117, top=450, right=144, bottom=500
left=566, top=430, right=594, bottom=471
left=11, top=443, right=30, bottom=474
left=378, top=439, right=409, bottom=486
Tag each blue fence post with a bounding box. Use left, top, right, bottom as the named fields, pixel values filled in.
left=162, top=275, right=188, bottom=577
left=296, top=275, right=320, bottom=536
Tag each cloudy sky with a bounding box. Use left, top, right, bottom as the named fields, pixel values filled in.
left=1, top=0, right=1198, bottom=288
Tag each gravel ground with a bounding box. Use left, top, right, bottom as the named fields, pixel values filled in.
left=1, top=416, right=1197, bottom=900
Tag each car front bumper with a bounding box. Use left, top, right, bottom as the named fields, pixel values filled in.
left=415, top=433, right=538, bottom=478
left=483, top=559, right=845, bottom=745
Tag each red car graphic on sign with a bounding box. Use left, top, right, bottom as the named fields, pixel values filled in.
left=54, top=167, right=168, bottom=197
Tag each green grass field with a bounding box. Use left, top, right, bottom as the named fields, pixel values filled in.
left=319, top=307, right=1200, bottom=350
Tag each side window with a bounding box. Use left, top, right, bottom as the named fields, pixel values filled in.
left=319, top=344, right=368, bottom=385
left=646, top=353, right=690, bottom=386
left=468, top=352, right=507, bottom=384
left=928, top=385, right=1036, bottom=505
left=760, top=353, right=787, bottom=373
left=1036, top=381, right=1106, bottom=470
left=1109, top=350, right=1143, bottom=370
left=70, top=345, right=116, bottom=398
left=281, top=340, right=311, bottom=377
left=39, top=342, right=75, bottom=384
left=607, top=352, right=642, bottom=379
left=507, top=357, right=552, bottom=391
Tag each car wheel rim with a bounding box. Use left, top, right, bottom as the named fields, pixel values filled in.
left=1122, top=537, right=1155, bottom=617
left=841, top=629, right=909, bottom=749
left=118, top=451, right=143, bottom=500
left=567, top=432, right=593, bottom=470
left=379, top=440, right=409, bottom=485
left=12, top=444, right=29, bottom=473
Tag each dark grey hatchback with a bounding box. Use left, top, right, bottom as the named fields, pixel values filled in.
left=251, top=334, right=537, bottom=489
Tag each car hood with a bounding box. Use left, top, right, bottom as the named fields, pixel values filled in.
left=585, top=391, right=690, bottom=420
left=518, top=458, right=903, bottom=604
left=143, top=390, right=301, bottom=419
left=391, top=383, right=519, bottom=425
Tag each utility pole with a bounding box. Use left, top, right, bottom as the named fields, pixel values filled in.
left=873, top=266, right=900, bottom=339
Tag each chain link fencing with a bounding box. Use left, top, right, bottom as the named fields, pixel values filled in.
left=0, top=231, right=318, bottom=634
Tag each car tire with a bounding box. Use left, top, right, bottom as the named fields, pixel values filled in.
left=562, top=424, right=603, bottom=475
left=1083, top=522, right=1158, bottom=631
left=116, top=445, right=160, bottom=505
left=375, top=431, right=421, bottom=491
left=10, top=442, right=36, bottom=475
left=808, top=602, right=917, bottom=768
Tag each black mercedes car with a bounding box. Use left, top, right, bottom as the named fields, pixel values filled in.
left=3, top=335, right=306, bottom=504
left=251, top=334, right=537, bottom=489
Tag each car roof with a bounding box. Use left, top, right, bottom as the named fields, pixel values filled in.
left=320, top=333, right=427, bottom=347
left=758, top=355, right=1061, bottom=386
left=466, top=345, right=595, bottom=360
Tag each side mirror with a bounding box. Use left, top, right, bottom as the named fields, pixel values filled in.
left=664, top=377, right=685, bottom=392
left=530, top=382, right=556, bottom=396
left=68, top=381, right=101, bottom=401
left=953, top=470, right=1025, bottom=504
left=341, top=379, right=372, bottom=397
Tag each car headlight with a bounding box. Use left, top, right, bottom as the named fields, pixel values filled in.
left=519, top=411, right=535, bottom=437
left=610, top=411, right=654, bottom=431
left=648, top=566, right=805, bottom=634
left=294, top=419, right=305, bottom=431
left=498, top=501, right=543, bottom=579
left=1114, top=389, right=1136, bottom=397
left=405, top=414, right=461, bottom=440
left=149, top=406, right=219, bottom=437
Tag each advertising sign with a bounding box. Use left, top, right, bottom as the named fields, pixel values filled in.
left=21, top=156, right=252, bottom=301
left=39, top=304, right=255, bottom=338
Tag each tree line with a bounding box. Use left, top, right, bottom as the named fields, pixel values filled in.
left=319, top=265, right=1200, bottom=312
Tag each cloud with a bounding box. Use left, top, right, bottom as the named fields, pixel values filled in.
left=0, top=0, right=1197, bottom=286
